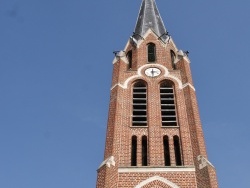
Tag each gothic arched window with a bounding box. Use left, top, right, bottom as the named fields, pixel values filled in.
left=142, top=136, right=148, bottom=166
left=132, top=81, right=147, bottom=126
left=160, top=81, right=177, bottom=126
left=127, top=50, right=132, bottom=69
left=163, top=135, right=171, bottom=166
left=173, top=135, right=182, bottom=166
left=131, top=136, right=137, bottom=166
left=148, top=43, right=156, bottom=62
left=170, top=50, right=176, bottom=69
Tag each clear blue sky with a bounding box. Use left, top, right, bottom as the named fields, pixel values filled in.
left=0, top=0, right=250, bottom=187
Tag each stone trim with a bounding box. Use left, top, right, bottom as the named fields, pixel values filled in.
left=112, top=49, right=130, bottom=65
left=118, top=167, right=195, bottom=173
left=177, top=50, right=191, bottom=64
left=134, top=176, right=180, bottom=188
left=110, top=64, right=185, bottom=90
left=183, top=56, right=191, bottom=63
left=98, top=156, right=115, bottom=170
left=111, top=74, right=195, bottom=92
left=182, top=83, right=196, bottom=91
left=197, top=155, right=215, bottom=170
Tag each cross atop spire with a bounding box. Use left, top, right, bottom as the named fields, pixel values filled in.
left=134, top=0, right=167, bottom=40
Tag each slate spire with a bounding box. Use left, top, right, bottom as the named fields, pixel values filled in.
left=134, top=0, right=167, bottom=40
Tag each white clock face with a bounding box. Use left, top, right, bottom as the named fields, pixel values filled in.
left=145, top=68, right=161, bottom=77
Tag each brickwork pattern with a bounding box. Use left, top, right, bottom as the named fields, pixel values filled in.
left=118, top=172, right=196, bottom=188
left=143, top=183, right=171, bottom=188
left=96, top=31, right=218, bottom=188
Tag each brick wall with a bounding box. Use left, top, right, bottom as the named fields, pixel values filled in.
left=118, top=172, right=196, bottom=188
left=96, top=31, right=218, bottom=188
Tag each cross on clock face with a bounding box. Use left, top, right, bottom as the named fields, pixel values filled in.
left=144, top=68, right=161, bottom=77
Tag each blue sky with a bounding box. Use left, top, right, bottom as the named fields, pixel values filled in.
left=0, top=0, right=250, bottom=187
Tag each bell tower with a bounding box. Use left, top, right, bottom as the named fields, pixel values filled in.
left=96, top=0, right=218, bottom=187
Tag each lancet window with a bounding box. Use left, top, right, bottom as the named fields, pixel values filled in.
left=132, top=81, right=147, bottom=126
left=160, top=82, right=177, bottom=126
left=142, top=136, right=148, bottom=166
left=127, top=50, right=132, bottom=69
left=131, top=136, right=137, bottom=166
left=174, top=135, right=182, bottom=166
left=170, top=50, right=176, bottom=69
left=148, top=43, right=156, bottom=62
left=163, top=136, right=171, bottom=166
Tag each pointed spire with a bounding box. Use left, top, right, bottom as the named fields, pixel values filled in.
left=134, top=0, right=167, bottom=40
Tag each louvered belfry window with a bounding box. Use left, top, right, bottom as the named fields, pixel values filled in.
left=132, top=82, right=147, bottom=126
left=160, top=82, right=177, bottom=126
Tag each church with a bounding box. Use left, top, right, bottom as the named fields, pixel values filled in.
left=96, top=0, right=218, bottom=187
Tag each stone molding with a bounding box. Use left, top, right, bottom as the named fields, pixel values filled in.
left=134, top=176, right=180, bottom=188
left=110, top=63, right=196, bottom=91
left=197, top=155, right=215, bottom=170
left=118, top=167, right=195, bottom=173
left=98, top=156, right=115, bottom=170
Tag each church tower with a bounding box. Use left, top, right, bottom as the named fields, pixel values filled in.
left=96, top=0, right=218, bottom=187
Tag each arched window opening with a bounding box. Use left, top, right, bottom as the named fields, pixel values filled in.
left=173, top=136, right=182, bottom=166
left=148, top=43, right=156, bottom=62
left=131, top=136, right=137, bottom=166
left=170, top=50, right=176, bottom=69
left=142, top=136, right=148, bottom=166
left=163, top=136, right=171, bottom=166
left=127, top=50, right=132, bottom=69
left=160, top=82, right=177, bottom=126
left=133, top=82, right=147, bottom=126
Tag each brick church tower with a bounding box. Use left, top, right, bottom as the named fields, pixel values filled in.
left=96, top=0, right=218, bottom=187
